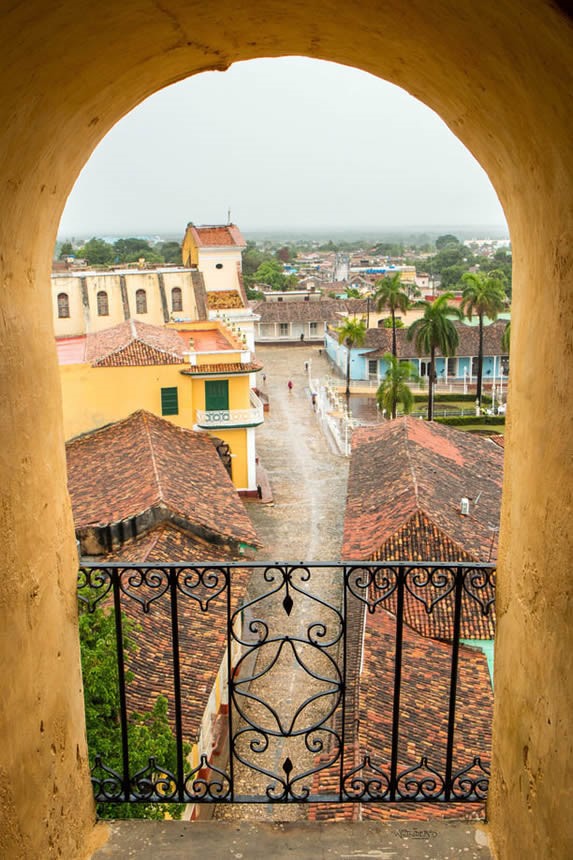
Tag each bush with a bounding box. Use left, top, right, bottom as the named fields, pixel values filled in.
left=435, top=415, right=505, bottom=426
left=412, top=392, right=491, bottom=404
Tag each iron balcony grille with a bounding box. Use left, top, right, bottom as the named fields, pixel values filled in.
left=78, top=561, right=495, bottom=809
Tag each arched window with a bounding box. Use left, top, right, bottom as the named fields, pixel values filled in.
left=171, top=287, right=182, bottom=312
left=97, top=291, right=109, bottom=316
left=136, top=289, right=147, bottom=314
left=57, top=292, right=70, bottom=318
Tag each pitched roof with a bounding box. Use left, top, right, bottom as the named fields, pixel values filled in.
left=250, top=298, right=368, bottom=323
left=67, top=410, right=259, bottom=549
left=344, top=419, right=499, bottom=640
left=188, top=224, right=246, bottom=249
left=86, top=319, right=185, bottom=367
left=180, top=360, right=263, bottom=376
left=363, top=320, right=508, bottom=359
left=309, top=607, right=492, bottom=821
left=344, top=418, right=503, bottom=564
left=94, top=526, right=249, bottom=744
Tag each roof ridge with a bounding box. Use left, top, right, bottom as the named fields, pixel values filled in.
left=403, top=418, right=420, bottom=509
left=141, top=412, right=164, bottom=503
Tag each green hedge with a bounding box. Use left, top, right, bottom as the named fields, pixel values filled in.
left=412, top=392, right=492, bottom=404
left=435, top=415, right=505, bottom=427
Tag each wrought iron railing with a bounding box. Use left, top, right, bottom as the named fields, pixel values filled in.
left=78, top=561, right=495, bottom=810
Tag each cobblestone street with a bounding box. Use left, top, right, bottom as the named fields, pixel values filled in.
left=215, top=344, right=349, bottom=822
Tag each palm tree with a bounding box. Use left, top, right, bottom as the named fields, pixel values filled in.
left=408, top=293, right=461, bottom=421
left=460, top=271, right=507, bottom=406
left=502, top=319, right=511, bottom=354
left=373, top=273, right=411, bottom=358
left=335, top=316, right=367, bottom=402
left=376, top=353, right=420, bottom=419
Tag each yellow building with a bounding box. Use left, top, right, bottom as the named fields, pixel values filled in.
left=52, top=266, right=207, bottom=336
left=57, top=318, right=264, bottom=493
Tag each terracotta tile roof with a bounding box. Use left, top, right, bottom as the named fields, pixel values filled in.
left=67, top=410, right=260, bottom=550
left=309, top=608, right=492, bottom=821
left=344, top=418, right=503, bottom=563
left=180, top=361, right=263, bottom=376
left=250, top=298, right=368, bottom=324
left=93, top=526, right=249, bottom=744
left=56, top=335, right=87, bottom=365
left=206, top=289, right=245, bottom=310
left=100, top=521, right=233, bottom=563
left=364, top=320, right=508, bottom=359
left=86, top=319, right=185, bottom=366
left=189, top=224, right=246, bottom=248
left=343, top=419, right=500, bottom=639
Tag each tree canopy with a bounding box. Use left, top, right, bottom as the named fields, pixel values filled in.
left=336, top=316, right=367, bottom=400
left=373, top=273, right=411, bottom=358
left=408, top=293, right=461, bottom=420
left=79, top=589, right=187, bottom=819
left=377, top=353, right=420, bottom=419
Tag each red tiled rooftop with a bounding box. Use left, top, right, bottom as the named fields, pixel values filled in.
left=67, top=410, right=259, bottom=549
left=86, top=319, right=185, bottom=367
left=343, top=418, right=503, bottom=563
left=189, top=224, right=246, bottom=248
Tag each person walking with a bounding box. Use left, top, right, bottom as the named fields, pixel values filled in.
left=287, top=379, right=293, bottom=393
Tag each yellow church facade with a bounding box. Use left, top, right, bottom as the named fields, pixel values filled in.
left=57, top=318, right=264, bottom=493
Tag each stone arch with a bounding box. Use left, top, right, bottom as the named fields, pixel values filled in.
left=1, top=3, right=572, bottom=859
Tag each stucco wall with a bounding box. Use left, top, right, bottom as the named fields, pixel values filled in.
left=0, top=1, right=572, bottom=857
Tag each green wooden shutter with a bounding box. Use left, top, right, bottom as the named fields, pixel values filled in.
left=205, top=380, right=229, bottom=411
left=161, top=386, right=179, bottom=416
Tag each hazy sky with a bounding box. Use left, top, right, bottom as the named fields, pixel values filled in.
left=59, top=57, right=507, bottom=238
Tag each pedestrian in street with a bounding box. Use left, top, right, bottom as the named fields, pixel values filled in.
left=262, top=373, right=267, bottom=385
left=311, top=392, right=317, bottom=410
left=304, top=361, right=309, bottom=372
left=287, top=379, right=293, bottom=393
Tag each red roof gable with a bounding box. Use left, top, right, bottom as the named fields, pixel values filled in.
left=189, top=224, right=246, bottom=249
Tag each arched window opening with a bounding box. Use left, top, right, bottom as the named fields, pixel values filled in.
left=57, top=292, right=70, bottom=318
left=97, top=291, right=109, bottom=316
left=136, top=289, right=147, bottom=314
left=172, top=287, right=183, bottom=312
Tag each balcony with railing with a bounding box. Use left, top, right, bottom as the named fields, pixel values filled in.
left=195, top=389, right=264, bottom=429
left=78, top=560, right=495, bottom=819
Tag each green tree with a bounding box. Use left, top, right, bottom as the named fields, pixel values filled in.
left=460, top=270, right=507, bottom=405
left=377, top=353, right=420, bottom=419
left=408, top=293, right=461, bottom=421
left=252, top=259, right=291, bottom=290
left=373, top=273, right=411, bottom=358
left=335, top=316, right=367, bottom=401
left=435, top=234, right=461, bottom=250
left=59, top=241, right=74, bottom=258
left=79, top=590, right=187, bottom=819
left=158, top=241, right=182, bottom=265
left=502, top=319, right=511, bottom=354
left=77, top=237, right=115, bottom=266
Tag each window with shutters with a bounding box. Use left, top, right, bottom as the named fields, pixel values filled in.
left=161, top=387, right=179, bottom=416
left=136, top=289, right=147, bottom=314
left=171, top=287, right=183, bottom=312
left=57, top=293, right=70, bottom=318
left=97, top=291, right=109, bottom=316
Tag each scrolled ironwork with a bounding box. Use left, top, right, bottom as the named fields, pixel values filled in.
left=342, top=755, right=391, bottom=801
left=184, top=754, right=231, bottom=801
left=130, top=756, right=178, bottom=801
left=118, top=566, right=170, bottom=613
left=78, top=567, right=113, bottom=612
left=176, top=565, right=229, bottom=611
left=404, top=565, right=457, bottom=614
left=91, top=756, right=124, bottom=802
left=462, top=567, right=496, bottom=616
left=451, top=756, right=491, bottom=801
left=396, top=756, right=446, bottom=800
left=78, top=560, right=495, bottom=811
